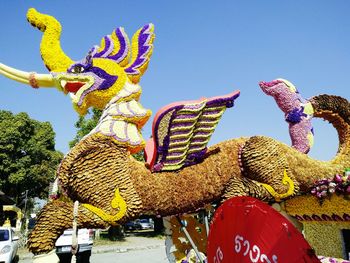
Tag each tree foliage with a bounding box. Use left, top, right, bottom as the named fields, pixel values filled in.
left=0, top=111, right=63, bottom=206
left=69, top=108, right=102, bottom=148
left=69, top=108, right=145, bottom=161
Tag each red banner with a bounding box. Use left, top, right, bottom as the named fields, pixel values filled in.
left=207, top=196, right=320, bottom=263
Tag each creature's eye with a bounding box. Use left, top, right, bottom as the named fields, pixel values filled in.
left=71, top=65, right=85, bottom=74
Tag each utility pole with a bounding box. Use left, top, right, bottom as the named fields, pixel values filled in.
left=23, top=190, right=28, bottom=219
left=21, top=190, right=28, bottom=232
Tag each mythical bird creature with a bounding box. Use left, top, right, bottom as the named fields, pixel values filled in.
left=0, top=8, right=350, bottom=262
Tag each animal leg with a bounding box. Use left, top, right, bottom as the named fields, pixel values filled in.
left=239, top=136, right=300, bottom=199
left=58, top=135, right=143, bottom=219
left=223, top=176, right=272, bottom=202
left=28, top=199, right=109, bottom=255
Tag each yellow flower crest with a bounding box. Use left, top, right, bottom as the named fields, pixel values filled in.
left=26, top=8, right=73, bottom=72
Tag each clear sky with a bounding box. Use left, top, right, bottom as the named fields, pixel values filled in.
left=0, top=1, right=349, bottom=161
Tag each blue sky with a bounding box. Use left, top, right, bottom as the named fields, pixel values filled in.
left=0, top=1, right=349, bottom=160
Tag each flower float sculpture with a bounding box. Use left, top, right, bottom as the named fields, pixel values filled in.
left=310, top=169, right=350, bottom=200
left=0, top=8, right=350, bottom=261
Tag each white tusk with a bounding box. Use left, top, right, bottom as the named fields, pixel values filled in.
left=33, top=73, right=56, bottom=87
left=0, top=67, right=29, bottom=85
left=0, top=62, right=56, bottom=88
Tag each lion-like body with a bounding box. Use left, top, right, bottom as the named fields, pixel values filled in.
left=0, top=9, right=349, bottom=258
left=28, top=94, right=350, bottom=254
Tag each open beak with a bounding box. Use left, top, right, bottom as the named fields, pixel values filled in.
left=0, top=63, right=57, bottom=89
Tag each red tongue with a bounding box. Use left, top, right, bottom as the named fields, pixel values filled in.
left=65, top=82, right=85, bottom=93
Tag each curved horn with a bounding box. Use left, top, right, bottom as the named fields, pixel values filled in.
left=27, top=8, right=73, bottom=72
left=0, top=63, right=56, bottom=88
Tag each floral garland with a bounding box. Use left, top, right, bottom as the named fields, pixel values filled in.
left=318, top=255, right=350, bottom=263
left=285, top=191, right=350, bottom=221
left=310, top=169, right=350, bottom=200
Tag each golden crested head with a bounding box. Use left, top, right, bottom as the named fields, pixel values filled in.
left=27, top=8, right=155, bottom=115
left=54, top=56, right=128, bottom=115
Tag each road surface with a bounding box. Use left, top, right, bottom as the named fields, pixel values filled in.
left=20, top=246, right=168, bottom=263
left=91, top=247, right=168, bottom=262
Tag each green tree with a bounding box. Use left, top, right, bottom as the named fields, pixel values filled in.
left=0, top=111, right=63, bottom=207
left=69, top=108, right=102, bottom=148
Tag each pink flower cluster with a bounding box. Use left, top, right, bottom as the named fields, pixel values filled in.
left=318, top=255, right=350, bottom=263
left=311, top=169, right=350, bottom=199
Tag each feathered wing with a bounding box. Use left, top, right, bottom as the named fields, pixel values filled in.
left=124, top=24, right=155, bottom=83
left=93, top=27, right=131, bottom=67
left=108, top=27, right=131, bottom=66
left=145, top=91, right=240, bottom=172
left=90, top=24, right=155, bottom=83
